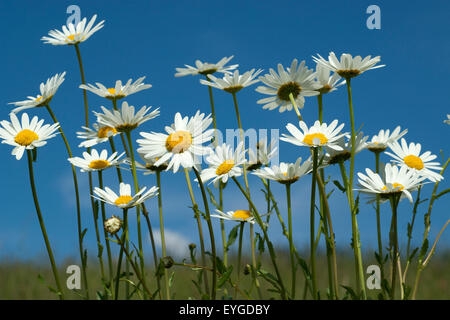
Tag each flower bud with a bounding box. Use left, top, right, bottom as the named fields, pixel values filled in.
left=104, top=216, right=122, bottom=234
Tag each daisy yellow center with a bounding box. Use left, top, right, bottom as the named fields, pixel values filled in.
left=403, top=155, right=424, bottom=170
left=232, top=210, right=251, bottom=220
left=303, top=133, right=328, bottom=146
left=97, top=126, right=117, bottom=138
left=114, top=195, right=133, bottom=206
left=89, top=160, right=110, bottom=169
left=216, top=160, right=235, bottom=175
left=165, top=131, right=192, bottom=153
left=277, top=81, right=301, bottom=101
left=14, top=129, right=39, bottom=146
left=382, top=183, right=404, bottom=191
left=35, top=96, right=43, bottom=102
left=67, top=33, right=81, bottom=41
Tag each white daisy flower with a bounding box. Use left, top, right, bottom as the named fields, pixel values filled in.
left=76, top=123, right=119, bottom=148
left=386, top=138, right=443, bottom=182
left=199, top=142, right=246, bottom=187
left=313, top=52, right=385, bottom=79
left=280, top=119, right=347, bottom=150
left=314, top=64, right=345, bottom=94
left=175, top=56, right=238, bottom=77
left=94, top=101, right=160, bottom=133
left=79, top=77, right=152, bottom=100
left=8, top=72, right=66, bottom=114
left=253, top=157, right=312, bottom=185
left=211, top=209, right=255, bottom=224
left=247, top=138, right=278, bottom=171
left=444, top=114, right=450, bottom=125
left=41, top=14, right=105, bottom=46
left=200, top=69, right=262, bottom=94
left=68, top=149, right=125, bottom=172
left=137, top=111, right=214, bottom=173
left=0, top=113, right=59, bottom=160
left=125, top=152, right=169, bottom=175
left=255, top=59, right=320, bottom=113
left=323, top=132, right=368, bottom=165
left=356, top=164, right=425, bottom=203
left=367, top=126, right=408, bottom=153
left=93, top=182, right=158, bottom=209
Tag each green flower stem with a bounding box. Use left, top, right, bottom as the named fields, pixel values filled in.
left=288, top=93, right=303, bottom=122
left=98, top=170, right=114, bottom=297
left=344, top=78, right=367, bottom=299
left=124, top=130, right=148, bottom=298
left=114, top=233, right=152, bottom=298
left=112, top=99, right=131, bottom=158
left=412, top=157, right=450, bottom=299
left=250, top=223, right=263, bottom=299
left=156, top=170, right=170, bottom=300
left=235, top=221, right=245, bottom=299
left=44, top=104, right=89, bottom=298
left=26, top=150, right=64, bottom=300
left=232, top=177, right=288, bottom=300
left=219, top=183, right=227, bottom=267
left=389, top=194, right=400, bottom=299
left=193, top=168, right=217, bottom=300
left=114, top=208, right=128, bottom=300
left=109, top=137, right=123, bottom=183
left=374, top=151, right=386, bottom=290
left=184, top=168, right=210, bottom=294
left=286, top=183, right=297, bottom=298
left=309, top=147, right=319, bottom=299
left=205, top=78, right=219, bottom=145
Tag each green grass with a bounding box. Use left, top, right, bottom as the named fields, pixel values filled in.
left=1, top=250, right=449, bottom=300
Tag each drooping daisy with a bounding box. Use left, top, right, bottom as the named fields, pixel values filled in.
left=93, top=182, right=158, bottom=209
left=313, top=64, right=345, bottom=94
left=366, top=126, right=408, bottom=153
left=68, top=149, right=124, bottom=172
left=323, top=132, right=368, bottom=165
left=386, top=138, right=443, bottom=182
left=313, top=52, right=385, bottom=79
left=255, top=59, right=320, bottom=113
left=94, top=101, right=160, bottom=133
left=8, top=72, right=66, bottom=114
left=253, top=157, right=312, bottom=185
left=444, top=115, right=450, bottom=125
left=356, top=164, right=425, bottom=203
left=200, top=69, right=262, bottom=94
left=76, top=123, right=119, bottom=148
left=137, top=111, right=214, bottom=173
left=280, top=119, right=347, bottom=150
left=211, top=209, right=255, bottom=224
left=175, top=56, right=238, bottom=77
left=199, top=142, right=246, bottom=187
left=41, top=14, right=105, bottom=46
left=79, top=77, right=152, bottom=101
left=0, top=113, right=59, bottom=160
left=247, top=138, right=278, bottom=171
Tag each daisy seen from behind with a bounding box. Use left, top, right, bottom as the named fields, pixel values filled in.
left=247, top=138, right=278, bottom=171
left=366, top=126, right=408, bottom=153
left=79, top=77, right=152, bottom=101
left=253, top=157, right=312, bottom=185
left=200, top=69, right=262, bottom=94
left=323, top=132, right=368, bottom=165
left=76, top=122, right=119, bottom=148
left=313, top=64, right=345, bottom=95
left=175, top=56, right=238, bottom=77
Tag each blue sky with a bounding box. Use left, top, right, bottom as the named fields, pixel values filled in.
left=0, top=0, right=449, bottom=264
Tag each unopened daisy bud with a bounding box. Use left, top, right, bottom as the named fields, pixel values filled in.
left=162, top=256, right=174, bottom=269
left=104, top=216, right=122, bottom=234
left=188, top=243, right=197, bottom=251
left=243, top=264, right=251, bottom=275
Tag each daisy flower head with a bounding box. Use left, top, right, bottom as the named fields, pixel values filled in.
left=444, top=115, right=450, bottom=125
left=211, top=209, right=255, bottom=224
left=126, top=152, right=169, bottom=175
left=175, top=56, right=238, bottom=77
left=356, top=164, right=425, bottom=203
left=93, top=182, right=158, bottom=209
left=94, top=101, right=160, bottom=133
left=79, top=77, right=152, bottom=101
left=76, top=123, right=118, bottom=148
left=247, top=138, right=278, bottom=171
left=68, top=149, right=124, bottom=172
left=253, top=157, right=312, bottom=185
left=386, top=138, right=443, bottom=182
left=41, top=14, right=105, bottom=46
left=199, top=142, right=246, bottom=187
left=314, top=64, right=345, bottom=94
left=200, top=69, right=262, bottom=94
left=280, top=119, right=347, bottom=150
left=9, top=72, right=66, bottom=114
left=313, top=52, right=385, bottom=79
left=323, top=132, right=368, bottom=165
left=0, top=113, right=59, bottom=160
left=367, top=126, right=408, bottom=153
left=137, top=111, right=214, bottom=173
left=255, top=59, right=320, bottom=113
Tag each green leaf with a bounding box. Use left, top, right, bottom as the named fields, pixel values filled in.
left=206, top=187, right=221, bottom=211
left=333, top=180, right=346, bottom=193
left=226, top=224, right=240, bottom=251
left=255, top=232, right=265, bottom=253
left=419, top=239, right=429, bottom=260
left=217, top=266, right=233, bottom=288
left=341, top=285, right=359, bottom=300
